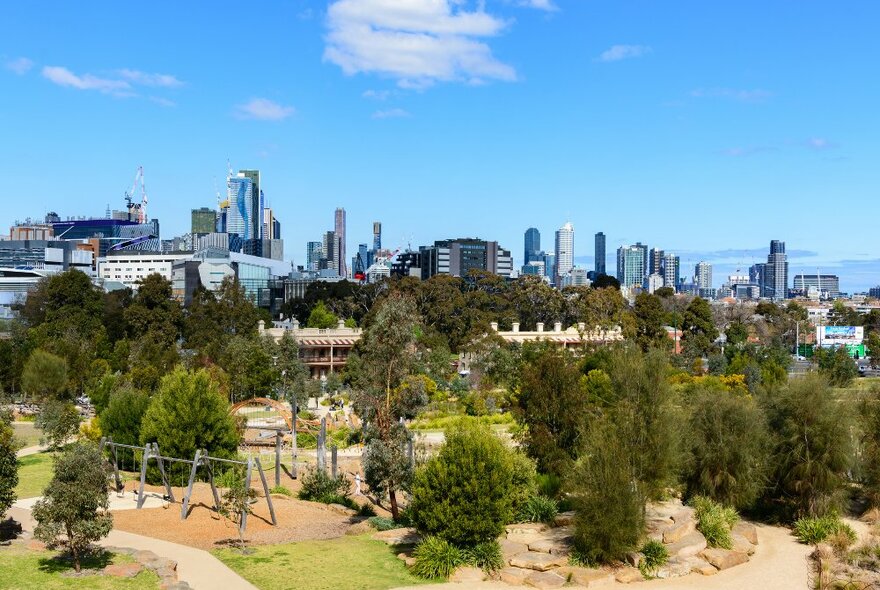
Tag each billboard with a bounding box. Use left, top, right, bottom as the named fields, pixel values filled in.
left=816, top=326, right=864, bottom=346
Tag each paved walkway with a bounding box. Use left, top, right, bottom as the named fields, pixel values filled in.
left=16, top=444, right=47, bottom=457
left=8, top=506, right=256, bottom=590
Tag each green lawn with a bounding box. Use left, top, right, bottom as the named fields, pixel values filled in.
left=12, top=422, right=43, bottom=448
left=0, top=544, right=160, bottom=589
left=16, top=452, right=55, bottom=499
left=214, top=535, right=430, bottom=590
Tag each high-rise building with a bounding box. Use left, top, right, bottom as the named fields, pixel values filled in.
left=226, top=171, right=264, bottom=240
left=372, top=221, right=382, bottom=252
left=554, top=222, right=574, bottom=286
left=263, top=208, right=281, bottom=240
left=617, top=245, right=646, bottom=287
left=334, top=208, right=347, bottom=278
left=524, top=228, right=541, bottom=265
left=649, top=248, right=665, bottom=277
left=695, top=261, right=713, bottom=291
left=239, top=170, right=263, bottom=239
left=792, top=274, right=840, bottom=299
left=763, top=240, right=788, bottom=300
left=323, top=231, right=338, bottom=275
left=543, top=252, right=555, bottom=282
left=634, top=242, right=649, bottom=281
left=594, top=232, right=606, bottom=276
left=869, top=286, right=880, bottom=299
left=419, top=238, right=513, bottom=280
left=191, top=207, right=216, bottom=236
left=307, top=241, right=323, bottom=272
left=662, top=253, right=680, bottom=290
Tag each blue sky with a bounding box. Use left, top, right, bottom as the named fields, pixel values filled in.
left=1, top=1, right=878, bottom=291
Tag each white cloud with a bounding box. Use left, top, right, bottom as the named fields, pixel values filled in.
left=235, top=98, right=295, bottom=121
left=118, top=69, right=183, bottom=87
left=363, top=89, right=391, bottom=100
left=690, top=88, right=772, bottom=103
left=804, top=137, right=836, bottom=150
left=596, top=44, right=651, bottom=62
left=372, top=108, right=411, bottom=119
left=324, top=0, right=516, bottom=88
left=149, top=96, right=176, bottom=107
left=517, top=0, right=558, bottom=11
left=5, top=57, right=34, bottom=75
left=41, top=66, right=133, bottom=96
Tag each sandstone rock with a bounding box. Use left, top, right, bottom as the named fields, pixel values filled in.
left=450, top=566, right=484, bottom=583
left=501, top=538, right=529, bottom=561
left=732, top=521, right=758, bottom=545
left=525, top=570, right=566, bottom=589
left=509, top=551, right=568, bottom=572
left=615, top=566, right=645, bottom=584
left=665, top=530, right=707, bottom=559
left=372, top=527, right=421, bottom=546
left=499, top=567, right=530, bottom=586
left=731, top=533, right=756, bottom=556
left=528, top=537, right=572, bottom=555
left=132, top=549, right=160, bottom=563
left=555, top=566, right=615, bottom=587
left=685, top=557, right=717, bottom=576
left=507, top=523, right=550, bottom=535
left=670, top=506, right=696, bottom=523
left=645, top=517, right=674, bottom=542
left=327, top=503, right=357, bottom=516
left=554, top=511, right=576, bottom=527
left=103, top=562, right=144, bottom=578
left=663, top=519, right=696, bottom=544
left=655, top=557, right=693, bottom=579
left=625, top=552, right=642, bottom=568
left=700, top=548, right=749, bottom=570
left=346, top=520, right=375, bottom=536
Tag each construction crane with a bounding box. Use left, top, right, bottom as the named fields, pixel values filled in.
left=123, top=166, right=148, bottom=223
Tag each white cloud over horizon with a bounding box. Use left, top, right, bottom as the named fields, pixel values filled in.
left=323, top=0, right=516, bottom=88
left=5, top=57, right=34, bottom=75
left=596, top=44, right=652, bottom=62
left=118, top=69, right=184, bottom=87
left=42, top=66, right=133, bottom=96
left=235, top=98, right=295, bottom=121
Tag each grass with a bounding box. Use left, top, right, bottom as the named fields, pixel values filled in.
left=214, top=534, right=430, bottom=590
left=0, top=544, right=160, bottom=589
left=12, top=422, right=43, bottom=447
left=15, top=452, right=55, bottom=499
left=410, top=412, right=514, bottom=432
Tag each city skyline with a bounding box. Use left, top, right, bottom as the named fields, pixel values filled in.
left=2, top=2, right=879, bottom=292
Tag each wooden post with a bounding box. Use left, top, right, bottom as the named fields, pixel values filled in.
left=255, top=458, right=277, bottom=525
left=204, top=450, right=221, bottom=511
left=331, top=445, right=338, bottom=479
left=317, top=417, right=327, bottom=473
left=110, top=443, right=122, bottom=493
left=181, top=450, right=202, bottom=520
left=291, top=408, right=298, bottom=479
left=152, top=443, right=174, bottom=503
left=274, top=432, right=282, bottom=488
left=240, top=458, right=254, bottom=535
left=136, top=445, right=150, bottom=509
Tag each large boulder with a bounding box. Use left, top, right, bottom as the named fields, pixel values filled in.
left=555, top=566, right=615, bottom=587
left=665, top=530, right=707, bottom=559
left=501, top=538, right=530, bottom=562
left=663, top=519, right=696, bottom=544
left=500, top=567, right=531, bottom=586
left=449, top=566, right=485, bottom=583
left=509, top=551, right=568, bottom=572
left=732, top=521, right=758, bottom=545
left=103, top=563, right=144, bottom=578
left=615, top=566, right=645, bottom=584
left=372, top=527, right=421, bottom=546
left=731, top=533, right=756, bottom=556
left=525, top=570, right=566, bottom=589
left=700, top=548, right=749, bottom=570
left=655, top=557, right=693, bottom=579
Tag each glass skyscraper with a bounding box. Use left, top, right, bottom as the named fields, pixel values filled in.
left=226, top=172, right=262, bottom=240
left=554, top=222, right=574, bottom=285
left=524, top=227, right=541, bottom=265
left=594, top=232, right=606, bottom=275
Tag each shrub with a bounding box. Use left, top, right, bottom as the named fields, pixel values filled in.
left=411, top=536, right=463, bottom=580
left=691, top=496, right=738, bottom=549
left=793, top=514, right=857, bottom=546
left=410, top=419, right=515, bottom=547
left=518, top=495, right=559, bottom=524
left=357, top=503, right=377, bottom=517
left=535, top=473, right=562, bottom=499
left=269, top=485, right=293, bottom=496
left=0, top=411, right=18, bottom=518
left=368, top=516, right=399, bottom=531
left=509, top=451, right=538, bottom=517
left=298, top=467, right=351, bottom=504
left=36, top=400, right=80, bottom=450
left=639, top=540, right=669, bottom=577
left=462, top=540, right=504, bottom=573
left=100, top=386, right=150, bottom=447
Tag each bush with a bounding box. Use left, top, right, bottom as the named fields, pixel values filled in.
left=368, top=516, right=400, bottom=531
left=0, top=411, right=18, bottom=518
left=518, top=495, right=559, bottom=524
left=793, top=514, right=857, bottom=547
left=639, top=540, right=669, bottom=577
left=509, top=450, right=538, bottom=517
left=357, top=503, right=376, bottom=517
left=411, top=536, right=463, bottom=580
left=691, top=496, right=738, bottom=549
left=298, top=467, right=351, bottom=504
left=462, top=540, right=504, bottom=573
left=269, top=485, right=293, bottom=496
left=410, top=419, right=515, bottom=547
left=36, top=400, right=80, bottom=450
left=100, top=386, right=150, bottom=447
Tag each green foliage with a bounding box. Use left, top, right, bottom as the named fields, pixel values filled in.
left=357, top=502, right=377, bottom=517
left=0, top=410, right=19, bottom=518
left=815, top=346, right=859, bottom=387
left=410, top=536, right=463, bottom=580
left=535, top=473, right=562, bottom=499
left=36, top=400, right=81, bottom=450
left=793, top=514, right=856, bottom=546
left=691, top=496, right=738, bottom=549
left=569, top=421, right=644, bottom=564
left=509, top=451, right=538, bottom=517
left=297, top=467, right=351, bottom=504
left=219, top=335, right=279, bottom=402
left=368, top=516, right=399, bottom=531
left=639, top=540, right=669, bottom=577
left=761, top=374, right=853, bottom=519
left=684, top=390, right=771, bottom=509
left=681, top=297, right=719, bottom=357
left=860, top=388, right=880, bottom=508
left=517, top=495, right=559, bottom=524
left=514, top=346, right=592, bottom=476
left=217, top=466, right=257, bottom=551
left=269, top=485, right=293, bottom=496
left=633, top=293, right=670, bottom=352
left=139, top=368, right=240, bottom=476
left=99, top=386, right=150, bottom=447
left=307, top=301, right=340, bottom=329
left=32, top=443, right=113, bottom=572
left=410, top=419, right=515, bottom=547
left=461, top=540, right=504, bottom=573
left=21, top=349, right=69, bottom=401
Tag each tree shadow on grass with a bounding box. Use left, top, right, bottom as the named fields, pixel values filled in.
left=37, top=548, right=113, bottom=574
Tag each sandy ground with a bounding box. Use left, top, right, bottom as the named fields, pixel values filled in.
left=110, top=481, right=362, bottom=550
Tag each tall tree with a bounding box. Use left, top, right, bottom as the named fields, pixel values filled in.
left=681, top=296, right=719, bottom=357
left=306, top=301, right=339, bottom=329
left=0, top=409, right=18, bottom=519
left=21, top=349, right=69, bottom=401
left=633, top=292, right=669, bottom=351
left=347, top=294, right=426, bottom=519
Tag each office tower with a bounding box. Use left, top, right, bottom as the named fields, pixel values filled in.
left=662, top=253, right=680, bottom=290
left=695, top=261, right=713, bottom=290
left=191, top=207, right=216, bottom=236
left=239, top=170, right=263, bottom=239
left=323, top=230, right=338, bottom=275
left=649, top=248, right=665, bottom=277
left=554, top=222, right=574, bottom=285
left=763, top=240, right=789, bottom=300
left=792, top=274, right=840, bottom=299
left=335, top=208, right=347, bottom=278
left=372, top=221, right=382, bottom=251
left=524, top=228, right=541, bottom=265
left=419, top=238, right=513, bottom=280
left=634, top=242, right=649, bottom=281
left=226, top=174, right=254, bottom=239
left=307, top=241, right=323, bottom=272
left=357, top=243, right=369, bottom=275
left=594, top=232, right=606, bottom=275
left=263, top=208, right=280, bottom=240
left=617, top=245, right=646, bottom=287
left=543, top=252, right=555, bottom=282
